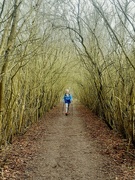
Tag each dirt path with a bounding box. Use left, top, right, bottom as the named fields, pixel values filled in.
left=25, top=103, right=117, bottom=180
left=1, top=103, right=135, bottom=179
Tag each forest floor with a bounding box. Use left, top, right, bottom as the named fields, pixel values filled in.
left=0, top=102, right=135, bottom=180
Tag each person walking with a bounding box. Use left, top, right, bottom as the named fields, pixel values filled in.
left=63, top=89, right=72, bottom=116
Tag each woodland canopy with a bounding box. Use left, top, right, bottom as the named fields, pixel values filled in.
left=0, top=0, right=135, bottom=147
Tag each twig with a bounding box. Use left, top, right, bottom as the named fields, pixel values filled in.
left=126, top=151, right=135, bottom=158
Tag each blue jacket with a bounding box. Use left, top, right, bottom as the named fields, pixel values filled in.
left=63, top=94, right=72, bottom=104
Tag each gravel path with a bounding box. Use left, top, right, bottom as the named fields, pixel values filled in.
left=25, top=103, right=116, bottom=180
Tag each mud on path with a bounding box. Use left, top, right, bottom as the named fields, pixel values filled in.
left=1, top=103, right=135, bottom=179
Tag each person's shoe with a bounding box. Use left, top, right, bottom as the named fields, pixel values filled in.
left=65, top=113, right=68, bottom=116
